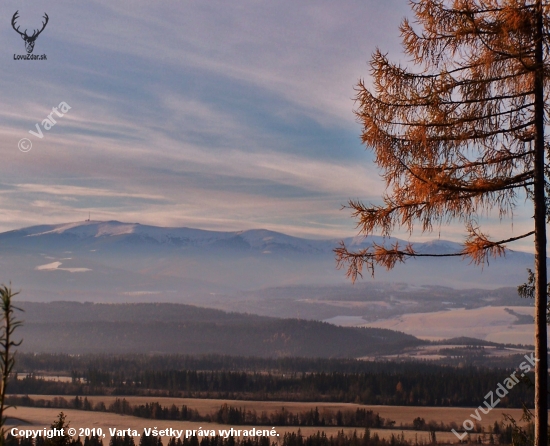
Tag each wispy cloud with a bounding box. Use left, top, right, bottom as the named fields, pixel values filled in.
left=13, top=184, right=166, bottom=201
left=0, top=0, right=535, bottom=250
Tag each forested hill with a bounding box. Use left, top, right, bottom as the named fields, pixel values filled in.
left=15, top=301, right=423, bottom=357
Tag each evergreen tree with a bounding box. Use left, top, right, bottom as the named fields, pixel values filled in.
left=45, top=412, right=72, bottom=446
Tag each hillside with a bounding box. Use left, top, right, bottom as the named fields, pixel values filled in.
left=15, top=301, right=424, bottom=357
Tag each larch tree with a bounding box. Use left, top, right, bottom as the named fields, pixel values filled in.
left=334, top=1, right=549, bottom=443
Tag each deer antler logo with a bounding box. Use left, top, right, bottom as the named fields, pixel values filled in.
left=11, top=11, right=49, bottom=54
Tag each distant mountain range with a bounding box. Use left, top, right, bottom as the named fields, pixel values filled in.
left=0, top=220, right=536, bottom=305
left=0, top=220, right=381, bottom=254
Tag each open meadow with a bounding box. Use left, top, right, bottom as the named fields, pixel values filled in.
left=3, top=406, right=479, bottom=444
left=5, top=396, right=535, bottom=444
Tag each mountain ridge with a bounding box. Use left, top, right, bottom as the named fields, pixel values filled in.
left=0, top=220, right=539, bottom=305
left=1, top=219, right=528, bottom=255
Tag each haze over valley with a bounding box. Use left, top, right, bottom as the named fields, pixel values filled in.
left=0, top=220, right=540, bottom=350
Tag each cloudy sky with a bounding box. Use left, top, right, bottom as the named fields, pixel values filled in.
left=0, top=1, right=535, bottom=251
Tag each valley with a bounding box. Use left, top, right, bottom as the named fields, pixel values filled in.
left=0, top=221, right=539, bottom=347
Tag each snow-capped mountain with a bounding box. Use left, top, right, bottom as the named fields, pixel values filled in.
left=0, top=220, right=537, bottom=305
left=7, top=220, right=376, bottom=253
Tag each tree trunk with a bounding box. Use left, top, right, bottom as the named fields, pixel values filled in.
left=534, top=2, right=548, bottom=445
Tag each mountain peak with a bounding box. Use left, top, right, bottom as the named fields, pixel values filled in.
left=26, top=220, right=139, bottom=238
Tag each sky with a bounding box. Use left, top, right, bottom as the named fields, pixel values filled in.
left=0, top=0, right=537, bottom=251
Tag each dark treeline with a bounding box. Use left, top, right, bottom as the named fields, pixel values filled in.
left=10, top=367, right=537, bottom=407
left=5, top=435, right=104, bottom=446
left=12, top=352, right=532, bottom=375
left=11, top=353, right=443, bottom=375
left=212, top=404, right=397, bottom=429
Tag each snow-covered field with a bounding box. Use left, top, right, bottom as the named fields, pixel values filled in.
left=359, top=306, right=536, bottom=344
